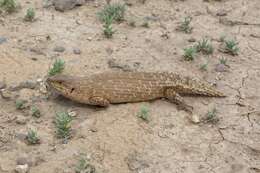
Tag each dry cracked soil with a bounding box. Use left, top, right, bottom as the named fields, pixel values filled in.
left=0, top=0, right=260, bottom=173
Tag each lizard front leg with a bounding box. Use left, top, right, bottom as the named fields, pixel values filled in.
left=164, top=88, right=193, bottom=113
left=88, top=96, right=110, bottom=107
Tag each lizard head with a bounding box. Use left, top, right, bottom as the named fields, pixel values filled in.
left=46, top=74, right=78, bottom=97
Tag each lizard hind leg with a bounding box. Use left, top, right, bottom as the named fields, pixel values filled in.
left=164, top=88, right=193, bottom=113
left=88, top=96, right=110, bottom=107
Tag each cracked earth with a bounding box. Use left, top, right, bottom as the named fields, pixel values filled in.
left=0, top=0, right=260, bottom=172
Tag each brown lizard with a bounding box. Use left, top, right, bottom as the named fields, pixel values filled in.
left=46, top=72, right=225, bottom=112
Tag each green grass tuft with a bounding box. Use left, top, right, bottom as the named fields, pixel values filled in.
left=48, top=59, right=65, bottom=76
left=177, top=17, right=193, bottom=33
left=224, top=39, right=239, bottom=55
left=24, top=8, right=35, bottom=22
left=75, top=155, right=96, bottom=173
left=31, top=106, right=41, bottom=118
left=15, top=99, right=26, bottom=110
left=0, top=0, right=17, bottom=13
left=137, top=105, right=149, bottom=121
left=183, top=46, right=197, bottom=61
left=55, top=112, right=72, bottom=140
left=98, top=3, right=125, bottom=23
left=196, top=38, right=214, bottom=55
left=26, top=129, right=40, bottom=144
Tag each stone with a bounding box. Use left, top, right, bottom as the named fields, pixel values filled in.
left=15, top=164, right=29, bottom=173
left=53, top=46, right=65, bottom=52
left=0, top=89, right=14, bottom=99
left=215, top=64, right=228, bottom=72
left=16, top=115, right=28, bottom=125
left=73, top=48, right=81, bottom=54
left=191, top=114, right=200, bottom=124
left=53, top=0, right=85, bottom=12
left=0, top=37, right=7, bottom=44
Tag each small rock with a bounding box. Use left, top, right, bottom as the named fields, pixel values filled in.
left=215, top=64, right=228, bottom=72
left=68, top=109, right=77, bottom=117
left=107, top=59, right=131, bottom=71
left=0, top=37, right=7, bottom=44
left=53, top=46, right=65, bottom=53
left=19, top=80, right=38, bottom=90
left=16, top=115, right=28, bottom=125
left=0, top=81, right=6, bottom=89
left=16, top=154, right=31, bottom=166
left=87, top=37, right=92, bottom=41
left=73, top=48, right=81, bottom=54
left=191, top=114, right=200, bottom=124
left=15, top=164, right=29, bottom=173
left=216, top=10, right=228, bottom=16
left=42, top=0, right=53, bottom=8
left=53, top=0, right=85, bottom=11
left=188, top=38, right=196, bottom=42
left=16, top=133, right=27, bottom=141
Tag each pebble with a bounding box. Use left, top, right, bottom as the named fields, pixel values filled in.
left=68, top=109, right=77, bottom=117
left=73, top=48, right=81, bottom=54
left=53, top=0, right=85, bottom=12
left=0, top=37, right=7, bottom=44
left=39, top=83, right=48, bottom=94
left=215, top=64, right=228, bottom=72
left=0, top=81, right=6, bottom=89
left=16, top=115, right=28, bottom=125
left=191, top=114, right=200, bottom=124
left=16, top=133, right=27, bottom=141
left=53, top=46, right=65, bottom=53
left=188, top=38, right=196, bottom=42
left=15, top=164, right=29, bottom=173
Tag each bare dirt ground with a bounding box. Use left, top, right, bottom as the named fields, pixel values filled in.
left=0, top=0, right=260, bottom=172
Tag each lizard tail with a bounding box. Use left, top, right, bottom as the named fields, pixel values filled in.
left=188, top=82, right=226, bottom=97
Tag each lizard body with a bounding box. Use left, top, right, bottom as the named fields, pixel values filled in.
left=47, top=72, right=225, bottom=112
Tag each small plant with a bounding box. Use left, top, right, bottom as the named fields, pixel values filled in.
left=98, top=3, right=125, bottom=23
left=48, top=59, right=65, bottom=76
left=103, top=16, right=115, bottom=38
left=26, top=129, right=40, bottom=144
left=224, top=39, right=239, bottom=55
left=204, top=108, right=219, bottom=124
left=141, top=21, right=149, bottom=28
left=75, top=156, right=96, bottom=173
left=219, top=57, right=227, bottom=65
left=31, top=106, right=41, bottom=118
left=196, top=38, right=214, bottom=55
left=55, top=112, right=72, bottom=140
left=24, top=8, right=35, bottom=22
left=200, top=63, right=208, bottom=71
left=0, top=0, right=17, bottom=13
left=183, top=46, right=197, bottom=61
left=137, top=105, right=149, bottom=121
left=15, top=99, right=26, bottom=110
left=177, top=17, right=193, bottom=33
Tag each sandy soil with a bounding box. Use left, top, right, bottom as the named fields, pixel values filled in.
left=0, top=0, right=260, bottom=172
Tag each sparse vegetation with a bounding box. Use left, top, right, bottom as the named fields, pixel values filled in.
left=103, top=15, right=115, bottom=38
left=203, top=108, right=219, bottom=124
left=15, top=99, right=26, bottom=110
left=200, top=63, right=208, bottom=71
left=219, top=57, right=227, bottom=65
left=224, top=39, right=239, bottom=55
left=196, top=38, right=214, bottom=55
left=141, top=21, right=149, bottom=28
left=24, top=8, right=35, bottom=22
left=177, top=17, right=193, bottom=33
left=31, top=106, right=41, bottom=118
left=55, top=112, right=72, bottom=140
left=137, top=105, right=149, bottom=121
left=183, top=46, right=197, bottom=61
left=0, top=0, right=17, bottom=13
left=98, top=3, right=125, bottom=23
left=48, top=59, right=65, bottom=76
left=75, top=155, right=96, bottom=173
left=26, top=129, right=40, bottom=145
